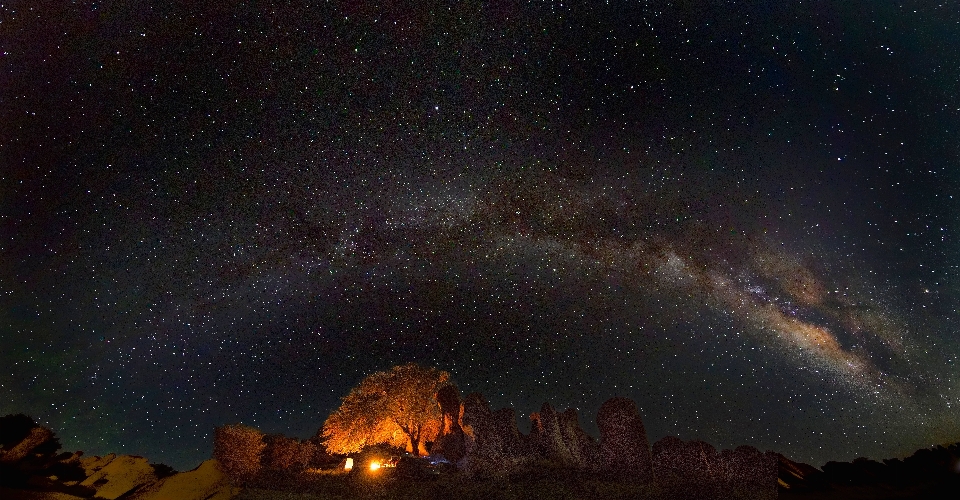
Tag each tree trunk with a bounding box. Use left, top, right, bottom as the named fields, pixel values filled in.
left=410, top=435, right=420, bottom=456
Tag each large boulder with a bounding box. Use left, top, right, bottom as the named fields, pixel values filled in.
left=78, top=455, right=158, bottom=500
left=596, top=397, right=653, bottom=483
left=79, top=453, right=118, bottom=477
left=130, top=459, right=235, bottom=500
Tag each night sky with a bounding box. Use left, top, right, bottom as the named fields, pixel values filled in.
left=2, top=1, right=959, bottom=472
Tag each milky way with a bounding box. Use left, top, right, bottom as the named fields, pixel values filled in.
left=2, top=1, right=959, bottom=470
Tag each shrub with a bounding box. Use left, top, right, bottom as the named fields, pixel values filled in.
left=214, top=424, right=266, bottom=484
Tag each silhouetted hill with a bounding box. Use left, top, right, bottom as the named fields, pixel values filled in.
left=779, top=442, right=960, bottom=499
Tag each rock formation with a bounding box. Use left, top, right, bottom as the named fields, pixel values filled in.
left=777, top=452, right=826, bottom=492
left=596, top=397, right=654, bottom=483
left=454, top=396, right=655, bottom=475
left=78, top=454, right=159, bottom=500
left=558, top=408, right=598, bottom=467
left=458, top=393, right=503, bottom=473
left=430, top=384, right=466, bottom=463
left=529, top=403, right=572, bottom=463
left=652, top=437, right=777, bottom=500
left=492, top=407, right=523, bottom=457
left=652, top=437, right=721, bottom=479
left=130, top=459, right=234, bottom=500
left=528, top=404, right=596, bottom=467
left=728, top=446, right=778, bottom=500
left=0, top=425, right=54, bottom=464
left=652, top=437, right=727, bottom=499
left=0, top=414, right=88, bottom=494
left=78, top=453, right=118, bottom=476
left=0, top=415, right=235, bottom=500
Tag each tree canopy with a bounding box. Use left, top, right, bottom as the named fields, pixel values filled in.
left=321, top=363, right=453, bottom=456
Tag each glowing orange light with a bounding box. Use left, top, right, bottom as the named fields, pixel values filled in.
left=344, top=457, right=353, bottom=470
left=369, top=461, right=380, bottom=471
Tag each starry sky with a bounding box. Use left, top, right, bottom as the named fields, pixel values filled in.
left=2, top=1, right=959, bottom=471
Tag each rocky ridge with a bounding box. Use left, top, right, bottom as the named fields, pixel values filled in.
left=0, top=414, right=234, bottom=500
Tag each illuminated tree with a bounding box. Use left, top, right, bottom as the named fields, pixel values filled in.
left=321, top=363, right=452, bottom=456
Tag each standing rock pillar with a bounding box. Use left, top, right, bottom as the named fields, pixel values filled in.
left=596, top=397, right=654, bottom=483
